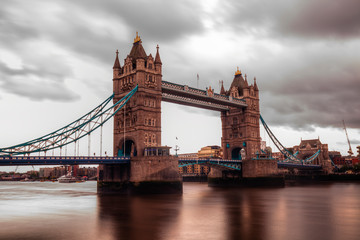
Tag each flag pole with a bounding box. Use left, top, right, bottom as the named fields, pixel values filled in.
left=197, top=73, right=199, bottom=89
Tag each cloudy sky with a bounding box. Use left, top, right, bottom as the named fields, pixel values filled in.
left=0, top=0, right=359, bottom=163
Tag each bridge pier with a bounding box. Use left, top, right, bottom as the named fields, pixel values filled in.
left=208, top=159, right=284, bottom=187
left=97, top=156, right=182, bottom=194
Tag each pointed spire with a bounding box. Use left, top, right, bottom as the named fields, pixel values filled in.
left=113, top=49, right=121, bottom=69
left=254, top=77, right=258, bottom=91
left=220, top=80, right=226, bottom=95
left=235, top=67, right=241, bottom=76
left=155, top=44, right=162, bottom=64
left=244, top=73, right=249, bottom=88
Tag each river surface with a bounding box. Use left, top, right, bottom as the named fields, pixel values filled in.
left=0, top=181, right=360, bottom=240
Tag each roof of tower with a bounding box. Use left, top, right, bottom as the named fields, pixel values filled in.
left=129, top=32, right=147, bottom=61
left=113, top=50, right=121, bottom=69
left=155, top=44, right=162, bottom=64
left=229, top=67, right=248, bottom=91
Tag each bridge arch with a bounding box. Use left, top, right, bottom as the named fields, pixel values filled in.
left=231, top=147, right=243, bottom=160
left=117, top=138, right=137, bottom=157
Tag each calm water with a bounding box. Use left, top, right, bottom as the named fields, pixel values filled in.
left=0, top=181, right=360, bottom=240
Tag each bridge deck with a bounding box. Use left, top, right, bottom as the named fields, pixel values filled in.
left=0, top=156, right=130, bottom=166
left=0, top=156, right=322, bottom=171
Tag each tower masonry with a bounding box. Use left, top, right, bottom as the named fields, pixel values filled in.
left=98, top=33, right=182, bottom=194
left=113, top=32, right=163, bottom=157
left=221, top=68, right=261, bottom=160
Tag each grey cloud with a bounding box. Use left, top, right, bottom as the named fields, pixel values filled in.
left=65, top=0, right=205, bottom=42
left=2, top=79, right=79, bottom=101
left=222, top=0, right=360, bottom=39
left=0, top=61, right=79, bottom=102
left=1, top=0, right=205, bottom=69
left=261, top=65, right=360, bottom=129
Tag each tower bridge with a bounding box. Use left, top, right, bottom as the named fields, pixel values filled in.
left=0, top=33, right=331, bottom=193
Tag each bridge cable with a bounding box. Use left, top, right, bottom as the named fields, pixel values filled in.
left=0, top=85, right=138, bottom=156
left=260, top=114, right=320, bottom=163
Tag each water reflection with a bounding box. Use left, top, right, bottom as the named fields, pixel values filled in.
left=97, top=194, right=182, bottom=240
left=1, top=182, right=360, bottom=240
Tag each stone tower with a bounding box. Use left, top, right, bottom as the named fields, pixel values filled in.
left=113, top=32, right=163, bottom=158
left=98, top=33, right=182, bottom=194
left=221, top=68, right=261, bottom=160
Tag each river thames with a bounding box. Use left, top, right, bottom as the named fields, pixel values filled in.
left=0, top=181, right=359, bottom=240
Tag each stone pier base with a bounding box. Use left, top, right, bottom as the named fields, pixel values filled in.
left=208, top=159, right=284, bottom=187
left=97, top=156, right=182, bottom=194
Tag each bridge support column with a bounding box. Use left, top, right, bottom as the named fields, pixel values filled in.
left=208, top=159, right=284, bottom=187
left=242, top=159, right=284, bottom=187
left=97, top=156, right=182, bottom=194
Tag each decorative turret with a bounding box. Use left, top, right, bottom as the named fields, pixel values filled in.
left=254, top=77, right=258, bottom=91
left=244, top=74, right=249, bottom=88
left=155, top=45, right=162, bottom=64
left=220, top=80, right=226, bottom=95
left=155, top=44, right=162, bottom=74
left=113, top=50, right=121, bottom=78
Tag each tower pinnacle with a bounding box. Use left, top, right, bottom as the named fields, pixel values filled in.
left=155, top=44, right=162, bottom=64
left=235, top=67, right=242, bottom=76
left=113, top=49, right=121, bottom=69
left=134, top=31, right=141, bottom=43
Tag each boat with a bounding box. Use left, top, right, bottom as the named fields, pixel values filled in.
left=58, top=173, right=78, bottom=183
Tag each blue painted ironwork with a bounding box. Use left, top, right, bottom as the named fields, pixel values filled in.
left=0, top=85, right=138, bottom=157
left=278, top=162, right=322, bottom=170
left=0, top=156, right=130, bottom=166
left=178, top=158, right=242, bottom=171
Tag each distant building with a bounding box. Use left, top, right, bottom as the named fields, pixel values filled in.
left=198, top=145, right=222, bottom=159
left=178, top=145, right=222, bottom=176
left=39, top=167, right=53, bottom=178
left=293, top=138, right=329, bottom=165
left=272, top=151, right=285, bottom=161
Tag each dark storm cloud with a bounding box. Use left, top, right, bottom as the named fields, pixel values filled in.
left=214, top=0, right=360, bottom=130
left=223, top=0, right=360, bottom=39
left=0, top=0, right=204, bottom=65
left=260, top=56, right=360, bottom=129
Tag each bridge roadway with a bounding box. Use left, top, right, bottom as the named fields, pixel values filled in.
left=0, top=156, right=322, bottom=171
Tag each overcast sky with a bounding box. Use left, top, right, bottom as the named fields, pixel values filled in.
left=0, top=0, right=359, bottom=164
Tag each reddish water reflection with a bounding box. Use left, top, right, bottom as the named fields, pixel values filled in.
left=0, top=182, right=360, bottom=240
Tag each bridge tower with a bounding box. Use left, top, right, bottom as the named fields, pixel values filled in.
left=98, top=33, right=182, bottom=194
left=112, top=32, right=162, bottom=157
left=221, top=68, right=261, bottom=160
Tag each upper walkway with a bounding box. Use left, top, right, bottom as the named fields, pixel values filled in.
left=161, top=81, right=247, bottom=111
